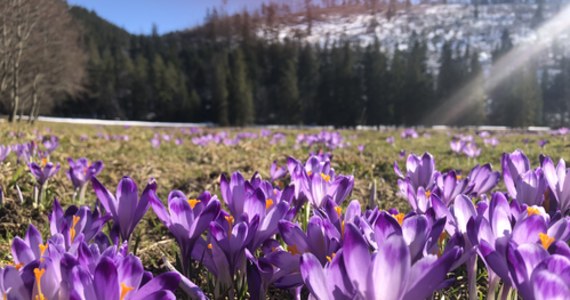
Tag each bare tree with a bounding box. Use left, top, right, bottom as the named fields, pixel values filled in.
left=0, top=0, right=85, bottom=122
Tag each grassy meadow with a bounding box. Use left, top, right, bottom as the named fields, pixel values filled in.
left=0, top=122, right=568, bottom=298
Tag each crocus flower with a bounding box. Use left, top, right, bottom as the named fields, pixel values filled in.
left=92, top=177, right=158, bottom=242
left=450, top=139, right=465, bottom=153
left=29, top=159, right=60, bottom=186
left=502, top=149, right=531, bottom=199
left=42, top=136, right=59, bottom=154
left=538, top=139, right=549, bottom=148
left=514, top=168, right=546, bottom=206
left=151, top=190, right=221, bottom=274
left=542, top=156, right=570, bottom=213
left=462, top=142, right=481, bottom=158
left=301, top=224, right=462, bottom=300
left=386, top=136, right=395, bottom=145
left=67, top=158, right=104, bottom=190
left=69, top=255, right=181, bottom=300
left=467, top=164, right=500, bottom=196
left=0, top=145, right=10, bottom=162
left=270, top=161, right=286, bottom=182
left=49, top=199, right=110, bottom=248
left=433, top=170, right=472, bottom=206
left=394, top=152, right=437, bottom=191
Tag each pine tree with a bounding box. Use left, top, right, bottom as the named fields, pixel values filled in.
left=211, top=52, right=230, bottom=126
left=298, top=44, right=319, bottom=124
left=363, top=40, right=389, bottom=125
left=228, top=49, right=254, bottom=126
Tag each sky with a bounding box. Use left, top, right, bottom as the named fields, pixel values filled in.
left=67, top=0, right=266, bottom=35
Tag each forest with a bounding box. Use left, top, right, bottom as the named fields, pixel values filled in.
left=0, top=0, right=566, bottom=127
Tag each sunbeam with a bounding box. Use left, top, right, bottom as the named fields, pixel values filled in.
left=422, top=3, right=570, bottom=125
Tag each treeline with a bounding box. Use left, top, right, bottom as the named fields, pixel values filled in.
left=3, top=4, right=567, bottom=127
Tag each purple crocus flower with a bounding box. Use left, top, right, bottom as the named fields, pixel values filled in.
left=450, top=139, right=465, bottom=153
left=401, top=128, right=419, bottom=139
left=538, top=139, right=549, bottom=148
left=91, top=177, right=158, bottom=242
left=542, top=156, right=570, bottom=213
left=394, top=152, right=437, bottom=191
left=67, top=158, right=104, bottom=190
left=69, top=255, right=181, bottom=300
left=386, top=136, right=395, bottom=145
left=301, top=224, right=462, bottom=300
left=514, top=168, right=547, bottom=206
left=151, top=190, right=221, bottom=274
left=484, top=138, right=499, bottom=148
left=462, top=142, right=481, bottom=158
left=29, top=159, right=60, bottom=186
left=48, top=199, right=110, bottom=248
left=502, top=149, right=531, bottom=199
left=270, top=161, right=286, bottom=182
left=467, top=164, right=500, bottom=196
left=42, top=136, right=59, bottom=154
left=357, top=145, right=365, bottom=153
left=433, top=170, right=472, bottom=206
left=0, top=145, right=11, bottom=162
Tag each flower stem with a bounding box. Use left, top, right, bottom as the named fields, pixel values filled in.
left=487, top=274, right=500, bottom=300
left=467, top=255, right=477, bottom=300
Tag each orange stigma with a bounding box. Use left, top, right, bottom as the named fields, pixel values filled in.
left=425, top=190, right=432, bottom=198
left=288, top=244, right=301, bottom=255
left=266, top=199, right=274, bottom=209
left=33, top=268, right=46, bottom=300
left=527, top=207, right=541, bottom=216
left=207, top=243, right=213, bottom=250
left=456, top=174, right=462, bottom=180
left=334, top=206, right=342, bottom=217
left=326, top=252, right=336, bottom=263
left=307, top=171, right=313, bottom=176
left=40, top=158, right=48, bottom=167
left=70, top=215, right=81, bottom=242
left=341, top=220, right=345, bottom=237
left=188, top=199, right=201, bottom=209
left=39, top=243, right=48, bottom=256
left=393, top=213, right=405, bottom=226
left=119, top=282, right=134, bottom=300
left=539, top=233, right=555, bottom=250
left=320, top=173, right=331, bottom=182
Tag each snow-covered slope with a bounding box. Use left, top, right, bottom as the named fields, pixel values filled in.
left=258, top=3, right=570, bottom=72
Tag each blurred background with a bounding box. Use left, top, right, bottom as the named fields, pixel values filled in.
left=0, top=0, right=569, bottom=127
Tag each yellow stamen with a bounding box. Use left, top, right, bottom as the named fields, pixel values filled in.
left=188, top=199, right=201, bottom=209
left=539, top=233, right=555, bottom=250
left=425, top=190, right=432, bottom=198
left=39, top=243, right=48, bottom=256
left=393, top=213, right=405, bottom=226
left=207, top=243, right=213, bottom=250
left=33, top=268, right=46, bottom=300
left=225, top=215, right=234, bottom=236
left=266, top=199, right=274, bottom=209
left=70, top=215, right=81, bottom=242
left=288, top=244, right=301, bottom=255
left=341, top=220, right=345, bottom=237
left=40, top=158, right=48, bottom=168
left=527, top=207, right=541, bottom=216
left=307, top=171, right=313, bottom=176
left=326, top=252, right=337, bottom=263
left=14, top=262, right=24, bottom=270
left=334, top=206, right=342, bottom=217
left=119, top=282, right=134, bottom=300
left=456, top=174, right=463, bottom=180
left=320, top=173, right=331, bottom=182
